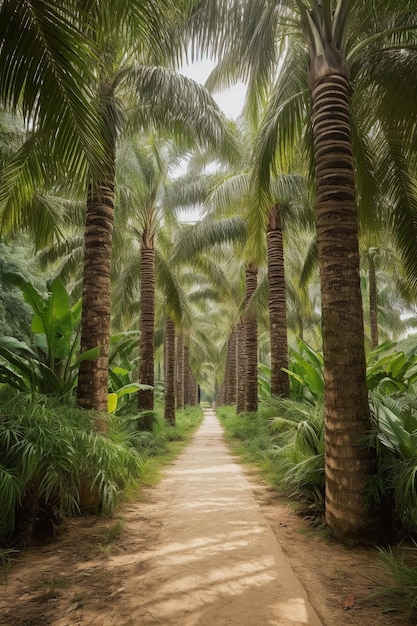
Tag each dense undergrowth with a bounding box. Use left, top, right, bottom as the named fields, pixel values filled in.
left=0, top=387, right=203, bottom=556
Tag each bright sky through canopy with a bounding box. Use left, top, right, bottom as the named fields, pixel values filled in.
left=180, top=58, right=246, bottom=119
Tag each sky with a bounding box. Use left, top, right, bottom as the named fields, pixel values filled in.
left=174, top=59, right=246, bottom=222
left=180, top=58, right=246, bottom=120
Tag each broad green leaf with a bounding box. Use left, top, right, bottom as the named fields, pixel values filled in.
left=108, top=393, right=118, bottom=414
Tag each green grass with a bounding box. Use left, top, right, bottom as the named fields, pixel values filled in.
left=370, top=543, right=417, bottom=618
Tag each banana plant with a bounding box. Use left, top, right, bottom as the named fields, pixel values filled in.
left=108, top=331, right=153, bottom=414
left=0, top=272, right=98, bottom=400
left=366, top=341, right=417, bottom=395
left=284, top=338, right=324, bottom=403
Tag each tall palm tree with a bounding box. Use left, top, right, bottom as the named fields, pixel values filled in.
left=115, top=139, right=173, bottom=413
left=189, top=0, right=417, bottom=541
left=244, top=0, right=417, bottom=543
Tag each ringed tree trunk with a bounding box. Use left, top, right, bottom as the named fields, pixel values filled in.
left=77, top=147, right=115, bottom=412
left=176, top=332, right=184, bottom=409
left=311, top=71, right=380, bottom=542
left=368, top=251, right=378, bottom=348
left=184, top=351, right=198, bottom=406
left=236, top=317, right=246, bottom=414
left=138, top=231, right=155, bottom=412
left=225, top=328, right=237, bottom=405
left=267, top=205, right=289, bottom=398
left=245, top=263, right=258, bottom=413
left=164, top=316, right=176, bottom=424
left=183, top=343, right=191, bottom=405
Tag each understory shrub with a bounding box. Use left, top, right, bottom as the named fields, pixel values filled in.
left=375, top=543, right=417, bottom=617
left=0, top=389, right=144, bottom=546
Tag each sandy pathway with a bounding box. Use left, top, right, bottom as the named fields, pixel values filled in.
left=130, top=409, right=322, bottom=626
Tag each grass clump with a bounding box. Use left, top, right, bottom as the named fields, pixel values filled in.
left=373, top=543, right=417, bottom=617
left=0, top=389, right=144, bottom=546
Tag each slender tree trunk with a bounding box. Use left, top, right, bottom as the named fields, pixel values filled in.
left=369, top=252, right=378, bottom=348
left=236, top=318, right=246, bottom=414
left=311, top=73, right=380, bottom=543
left=245, top=263, right=258, bottom=413
left=267, top=205, right=289, bottom=397
left=183, top=343, right=191, bottom=405
left=138, top=233, right=155, bottom=412
left=225, top=328, right=237, bottom=404
left=190, top=373, right=198, bottom=406
left=176, top=332, right=184, bottom=409
left=77, top=148, right=115, bottom=412
left=164, top=317, right=176, bottom=424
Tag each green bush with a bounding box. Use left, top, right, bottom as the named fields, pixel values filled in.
left=0, top=390, right=144, bottom=546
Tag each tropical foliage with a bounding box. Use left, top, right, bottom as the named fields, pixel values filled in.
left=0, top=272, right=98, bottom=400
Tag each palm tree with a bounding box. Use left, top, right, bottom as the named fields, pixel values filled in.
left=244, top=1, right=417, bottom=543
left=188, top=0, right=417, bottom=541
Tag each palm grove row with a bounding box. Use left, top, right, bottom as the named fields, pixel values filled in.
left=1, top=1, right=417, bottom=549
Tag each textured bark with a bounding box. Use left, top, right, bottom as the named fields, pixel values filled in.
left=176, top=333, right=184, bottom=409
left=190, top=373, right=198, bottom=406
left=225, top=328, right=237, bottom=405
left=267, top=206, right=289, bottom=398
left=236, top=318, right=246, bottom=414
left=138, top=237, right=155, bottom=412
left=183, top=344, right=191, bottom=406
left=369, top=253, right=378, bottom=348
left=245, top=264, right=258, bottom=413
left=312, top=73, right=379, bottom=543
left=164, top=317, right=176, bottom=424
left=77, top=152, right=115, bottom=412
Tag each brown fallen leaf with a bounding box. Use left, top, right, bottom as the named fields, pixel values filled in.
left=65, top=601, right=79, bottom=613
left=343, top=593, right=355, bottom=609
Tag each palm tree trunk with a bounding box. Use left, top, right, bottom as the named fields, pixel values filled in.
left=245, top=263, right=258, bottom=413
left=183, top=343, right=191, bottom=405
left=164, top=317, right=176, bottom=424
left=236, top=318, right=246, bottom=414
left=225, top=328, right=237, bottom=404
left=311, top=73, right=379, bottom=542
left=138, top=234, right=155, bottom=412
left=176, top=332, right=184, bottom=409
left=267, top=205, right=289, bottom=397
left=369, top=253, right=379, bottom=348
left=77, top=153, right=115, bottom=412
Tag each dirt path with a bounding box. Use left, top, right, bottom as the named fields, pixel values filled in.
left=132, top=409, right=322, bottom=625
left=0, top=409, right=410, bottom=625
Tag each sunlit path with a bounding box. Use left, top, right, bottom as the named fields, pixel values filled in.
left=130, top=409, right=322, bottom=625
